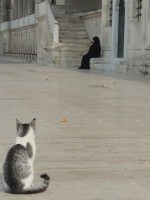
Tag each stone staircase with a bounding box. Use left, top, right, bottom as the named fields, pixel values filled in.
left=56, top=15, right=90, bottom=67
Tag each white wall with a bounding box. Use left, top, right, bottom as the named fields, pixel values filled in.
left=66, top=0, right=101, bottom=14
left=99, top=0, right=150, bottom=74
left=80, top=10, right=102, bottom=41
left=56, top=0, right=66, bottom=5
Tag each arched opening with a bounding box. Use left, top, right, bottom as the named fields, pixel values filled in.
left=117, top=0, right=125, bottom=58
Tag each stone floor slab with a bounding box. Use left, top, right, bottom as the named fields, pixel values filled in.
left=0, top=57, right=150, bottom=199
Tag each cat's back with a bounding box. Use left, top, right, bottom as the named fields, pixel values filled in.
left=3, top=144, right=29, bottom=192
left=4, top=144, right=28, bottom=163
left=3, top=144, right=29, bottom=177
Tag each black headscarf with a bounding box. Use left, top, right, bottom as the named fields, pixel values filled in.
left=88, top=36, right=101, bottom=58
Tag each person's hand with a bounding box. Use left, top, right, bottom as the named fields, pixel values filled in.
left=91, top=41, right=94, bottom=45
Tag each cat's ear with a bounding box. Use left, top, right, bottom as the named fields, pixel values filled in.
left=16, top=119, right=21, bottom=126
left=30, top=118, right=36, bottom=130
left=16, top=119, right=22, bottom=136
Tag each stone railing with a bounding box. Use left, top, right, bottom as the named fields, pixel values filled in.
left=8, top=26, right=37, bottom=60
left=47, top=0, right=59, bottom=45
left=0, top=14, right=37, bottom=60
left=0, top=14, right=36, bottom=31
left=36, top=0, right=59, bottom=45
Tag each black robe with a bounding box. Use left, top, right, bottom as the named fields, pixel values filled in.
left=79, top=37, right=101, bottom=69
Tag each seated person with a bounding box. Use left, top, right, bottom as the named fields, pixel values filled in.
left=78, top=36, right=101, bottom=69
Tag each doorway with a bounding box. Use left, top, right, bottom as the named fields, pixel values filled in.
left=51, top=0, right=56, bottom=5
left=117, top=0, right=125, bottom=58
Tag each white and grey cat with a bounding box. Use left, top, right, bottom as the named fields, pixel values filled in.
left=3, top=118, right=50, bottom=194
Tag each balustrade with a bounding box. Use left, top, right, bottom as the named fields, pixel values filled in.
left=3, top=27, right=37, bottom=60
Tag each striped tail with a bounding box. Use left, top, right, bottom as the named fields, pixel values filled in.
left=12, top=174, right=50, bottom=194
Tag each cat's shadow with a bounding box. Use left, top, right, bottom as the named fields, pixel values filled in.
left=0, top=174, right=5, bottom=192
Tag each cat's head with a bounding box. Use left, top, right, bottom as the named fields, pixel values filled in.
left=16, top=118, right=36, bottom=137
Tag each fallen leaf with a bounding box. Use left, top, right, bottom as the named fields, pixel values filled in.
left=61, top=118, right=68, bottom=123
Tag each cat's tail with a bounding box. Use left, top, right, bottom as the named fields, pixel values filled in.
left=13, top=174, right=50, bottom=194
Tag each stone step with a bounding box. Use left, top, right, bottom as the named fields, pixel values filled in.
left=56, top=17, right=82, bottom=23
left=60, top=34, right=89, bottom=40
left=60, top=30, right=88, bottom=35
left=60, top=43, right=89, bottom=48
left=57, top=19, right=82, bottom=24
left=91, top=63, right=117, bottom=71
left=61, top=46, right=86, bottom=53
left=59, top=23, right=86, bottom=30
left=60, top=27, right=86, bottom=32
left=53, top=14, right=89, bottom=67
left=60, top=33, right=88, bottom=39
left=59, top=22, right=85, bottom=27
left=59, top=25, right=84, bottom=30
left=61, top=47, right=88, bottom=53
left=61, top=53, right=83, bottom=59
left=61, top=46, right=89, bottom=52
left=60, top=44, right=89, bottom=52
left=60, top=38, right=89, bottom=44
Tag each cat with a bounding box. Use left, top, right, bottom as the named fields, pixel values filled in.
left=3, top=118, right=50, bottom=194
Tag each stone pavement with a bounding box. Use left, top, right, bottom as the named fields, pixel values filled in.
left=0, top=57, right=150, bottom=199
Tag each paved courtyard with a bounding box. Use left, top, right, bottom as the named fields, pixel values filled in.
left=0, top=57, right=150, bottom=199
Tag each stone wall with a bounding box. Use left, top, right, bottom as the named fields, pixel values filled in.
left=99, top=0, right=112, bottom=63
left=36, top=16, right=53, bottom=64
left=80, top=10, right=102, bottom=41
left=99, top=0, right=150, bottom=75
left=36, top=16, right=60, bottom=65
left=65, top=0, right=102, bottom=14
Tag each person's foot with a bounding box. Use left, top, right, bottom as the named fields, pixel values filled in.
left=78, top=67, right=90, bottom=69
